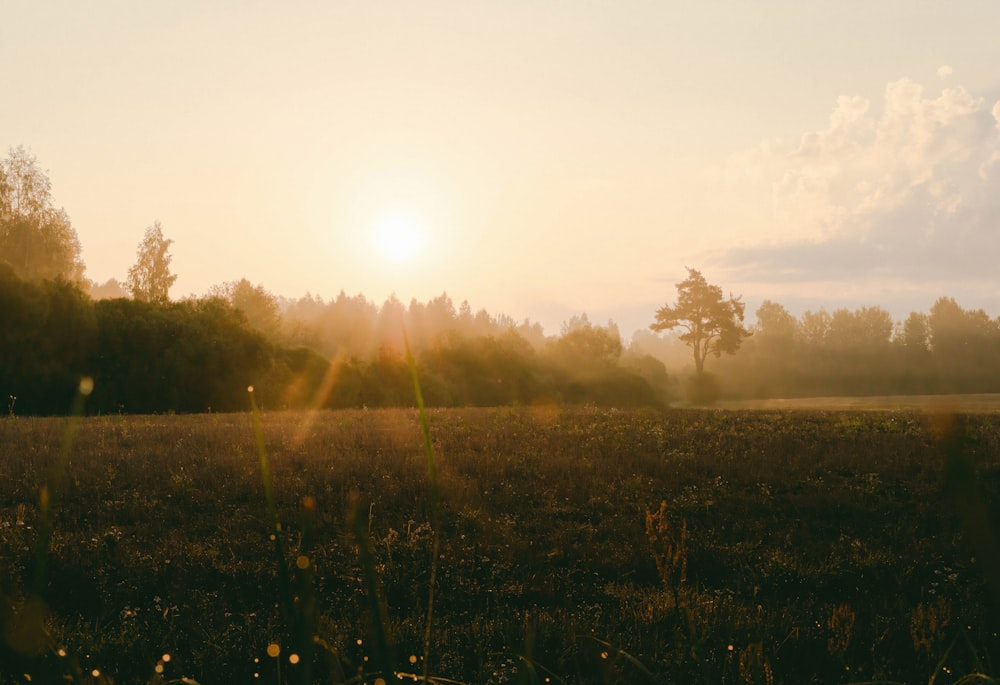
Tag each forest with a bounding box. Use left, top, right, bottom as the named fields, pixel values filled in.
left=4, top=145, right=1000, bottom=416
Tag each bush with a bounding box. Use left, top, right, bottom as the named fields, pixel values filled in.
left=684, top=372, right=719, bottom=404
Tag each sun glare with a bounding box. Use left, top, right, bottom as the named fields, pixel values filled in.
left=374, top=213, right=423, bottom=263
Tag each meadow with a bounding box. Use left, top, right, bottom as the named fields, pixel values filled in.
left=2, top=404, right=1000, bottom=684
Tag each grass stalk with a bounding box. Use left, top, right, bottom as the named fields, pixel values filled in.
left=249, top=386, right=293, bottom=617
left=402, top=325, right=441, bottom=683
left=32, top=377, right=93, bottom=598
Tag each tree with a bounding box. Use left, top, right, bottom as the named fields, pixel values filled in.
left=208, top=278, right=280, bottom=338
left=0, top=146, right=85, bottom=282
left=928, top=297, right=999, bottom=354
left=126, top=221, right=177, bottom=302
left=650, top=268, right=750, bottom=374
left=551, top=314, right=623, bottom=370
left=897, top=312, right=930, bottom=353
left=799, top=309, right=832, bottom=348
left=88, top=277, right=127, bottom=300
left=0, top=263, right=97, bottom=414
left=827, top=306, right=893, bottom=351
left=754, top=300, right=798, bottom=357
left=927, top=296, right=1000, bottom=390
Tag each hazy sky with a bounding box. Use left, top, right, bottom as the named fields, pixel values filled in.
left=4, top=2, right=1000, bottom=336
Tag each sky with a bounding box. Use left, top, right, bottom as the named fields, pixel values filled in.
left=3, top=1, right=1000, bottom=338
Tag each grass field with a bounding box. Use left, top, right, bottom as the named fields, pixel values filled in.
left=716, top=393, right=1000, bottom=413
left=3, top=404, right=1000, bottom=684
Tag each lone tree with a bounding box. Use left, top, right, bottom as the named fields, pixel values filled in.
left=650, top=267, right=750, bottom=374
left=126, top=221, right=177, bottom=302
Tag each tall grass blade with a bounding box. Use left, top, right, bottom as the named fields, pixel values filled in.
left=32, top=377, right=93, bottom=598
left=248, top=386, right=297, bottom=673
left=349, top=492, right=395, bottom=680
left=402, top=325, right=441, bottom=683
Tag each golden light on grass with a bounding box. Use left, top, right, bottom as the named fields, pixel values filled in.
left=266, top=643, right=280, bottom=658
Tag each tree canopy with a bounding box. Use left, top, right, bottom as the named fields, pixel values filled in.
left=650, top=268, right=750, bottom=374
left=126, top=221, right=177, bottom=302
left=0, top=146, right=85, bottom=283
left=208, top=278, right=281, bottom=338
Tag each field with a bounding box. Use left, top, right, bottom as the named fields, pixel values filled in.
left=3, top=405, right=1000, bottom=684
left=716, top=394, right=1000, bottom=413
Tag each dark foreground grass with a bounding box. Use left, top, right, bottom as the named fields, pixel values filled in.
left=2, top=406, right=1000, bottom=684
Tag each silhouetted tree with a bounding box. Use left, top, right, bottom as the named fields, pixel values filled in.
left=88, top=277, right=127, bottom=300
left=754, top=300, right=798, bottom=358
left=621, top=351, right=674, bottom=404
left=650, top=268, right=750, bottom=374
left=375, top=294, right=407, bottom=354
left=209, top=278, right=281, bottom=338
left=928, top=296, right=1000, bottom=391
left=421, top=330, right=545, bottom=406
left=0, top=264, right=96, bottom=414
left=799, top=309, right=832, bottom=348
left=897, top=312, right=930, bottom=353
left=126, top=221, right=176, bottom=302
left=894, top=311, right=934, bottom=393
left=0, top=146, right=85, bottom=282
left=361, top=347, right=412, bottom=407
left=827, top=306, right=893, bottom=351
left=550, top=315, right=623, bottom=371
left=90, top=297, right=270, bottom=413
left=929, top=297, right=998, bottom=355
left=407, top=292, right=458, bottom=349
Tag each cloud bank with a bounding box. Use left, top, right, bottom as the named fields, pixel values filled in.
left=709, top=72, right=1000, bottom=297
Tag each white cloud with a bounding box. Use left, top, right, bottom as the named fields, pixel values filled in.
left=711, top=74, right=1000, bottom=296
left=937, top=64, right=953, bottom=80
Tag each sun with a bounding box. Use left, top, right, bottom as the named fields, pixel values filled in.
left=373, top=213, right=423, bottom=263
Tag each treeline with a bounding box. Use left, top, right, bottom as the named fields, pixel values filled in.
left=7, top=145, right=1000, bottom=410
left=0, top=266, right=671, bottom=415
left=638, top=298, right=1000, bottom=400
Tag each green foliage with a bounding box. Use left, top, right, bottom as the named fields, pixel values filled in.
left=125, top=221, right=177, bottom=303
left=208, top=278, right=281, bottom=339
left=0, top=267, right=667, bottom=416
left=0, top=263, right=96, bottom=414
left=422, top=331, right=547, bottom=406
left=91, top=297, right=272, bottom=413
left=550, top=316, right=623, bottom=371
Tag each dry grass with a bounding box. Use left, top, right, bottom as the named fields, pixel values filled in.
left=716, top=392, right=1000, bottom=413
left=2, top=406, right=1000, bottom=683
